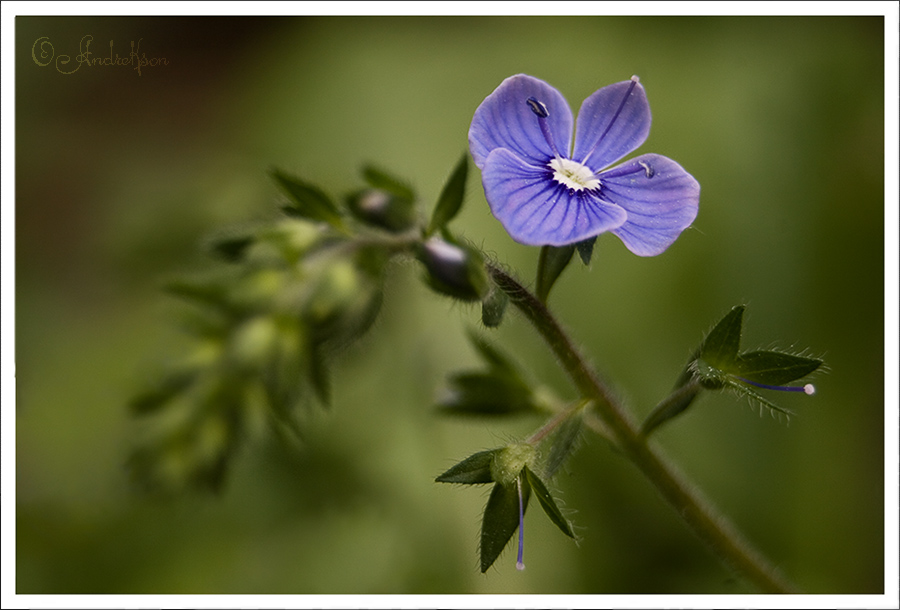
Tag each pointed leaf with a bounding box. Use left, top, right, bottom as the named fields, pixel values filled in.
left=545, top=410, right=584, bottom=478
left=524, top=467, right=574, bottom=538
left=575, top=236, right=597, bottom=265
left=536, top=244, right=576, bottom=304
left=270, top=169, right=344, bottom=229
left=700, top=305, right=745, bottom=368
left=130, top=369, right=198, bottom=415
left=735, top=351, right=822, bottom=385
left=480, top=479, right=531, bottom=572
left=436, top=449, right=499, bottom=484
left=361, top=165, right=415, bottom=202
left=427, top=153, right=468, bottom=235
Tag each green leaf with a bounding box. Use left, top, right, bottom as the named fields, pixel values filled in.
left=438, top=371, right=536, bottom=416
left=575, top=236, right=597, bottom=265
left=641, top=381, right=703, bottom=437
left=361, top=165, right=415, bottom=202
left=435, top=449, right=499, bottom=484
left=536, top=245, right=575, bottom=304
left=427, top=153, right=468, bottom=235
left=545, top=410, right=584, bottom=478
left=700, top=305, right=745, bottom=368
left=735, top=351, right=822, bottom=385
left=480, top=478, right=531, bottom=572
left=270, top=169, right=344, bottom=230
left=524, top=467, right=574, bottom=538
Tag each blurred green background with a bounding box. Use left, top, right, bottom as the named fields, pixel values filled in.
left=15, top=16, right=885, bottom=594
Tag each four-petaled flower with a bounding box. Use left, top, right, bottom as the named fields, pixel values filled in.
left=469, top=74, right=700, bottom=255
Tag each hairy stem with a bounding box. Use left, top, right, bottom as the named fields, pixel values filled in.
left=486, top=262, right=798, bottom=594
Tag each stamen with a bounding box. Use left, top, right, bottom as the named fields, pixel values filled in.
left=580, top=76, right=640, bottom=166
left=516, top=475, right=525, bottom=570
left=638, top=161, right=655, bottom=178
left=739, top=377, right=816, bottom=395
left=526, top=96, right=561, bottom=158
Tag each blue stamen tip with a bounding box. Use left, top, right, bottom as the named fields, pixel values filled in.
left=739, top=377, right=816, bottom=395
left=526, top=97, right=549, bottom=118
left=516, top=475, right=525, bottom=570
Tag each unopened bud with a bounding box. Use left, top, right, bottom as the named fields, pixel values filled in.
left=418, top=237, right=489, bottom=302
left=346, top=189, right=416, bottom=232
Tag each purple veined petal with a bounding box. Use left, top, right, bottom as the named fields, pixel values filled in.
left=572, top=78, right=652, bottom=171
left=469, top=74, right=574, bottom=169
left=599, top=153, right=700, bottom=256
left=481, top=148, right=628, bottom=246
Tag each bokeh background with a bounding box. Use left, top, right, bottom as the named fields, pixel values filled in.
left=14, top=15, right=887, bottom=594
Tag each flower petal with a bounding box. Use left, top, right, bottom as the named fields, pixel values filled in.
left=469, top=74, right=573, bottom=169
left=482, top=148, right=627, bottom=246
left=572, top=79, right=651, bottom=171
left=600, top=153, right=700, bottom=256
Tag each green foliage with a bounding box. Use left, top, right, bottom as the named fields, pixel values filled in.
left=270, top=168, right=345, bottom=230
left=535, top=244, right=575, bottom=304
left=427, top=153, right=468, bottom=235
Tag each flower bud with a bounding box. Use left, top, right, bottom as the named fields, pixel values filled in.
left=418, top=237, right=490, bottom=302
left=346, top=188, right=416, bottom=232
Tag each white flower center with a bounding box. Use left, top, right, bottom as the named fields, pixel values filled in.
left=549, top=158, right=600, bottom=192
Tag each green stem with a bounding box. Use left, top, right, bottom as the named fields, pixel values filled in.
left=486, top=262, right=798, bottom=594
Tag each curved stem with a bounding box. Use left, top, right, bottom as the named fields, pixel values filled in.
left=486, top=262, right=798, bottom=594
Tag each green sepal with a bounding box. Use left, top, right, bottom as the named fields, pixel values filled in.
left=536, top=244, right=575, bottom=304
left=481, top=285, right=509, bottom=328
left=480, top=477, right=531, bottom=573
left=641, top=381, right=703, bottom=436
left=545, top=408, right=584, bottom=478
left=735, top=350, right=822, bottom=385
left=700, top=305, right=745, bottom=369
left=435, top=449, right=499, bottom=484
left=361, top=165, right=415, bottom=202
left=575, top=236, right=597, bottom=266
left=438, top=371, right=537, bottom=416
left=270, top=169, right=344, bottom=230
left=524, top=467, right=574, bottom=538
left=427, top=153, right=468, bottom=235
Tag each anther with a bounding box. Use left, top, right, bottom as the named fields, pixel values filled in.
left=525, top=96, right=561, bottom=158
left=526, top=97, right=549, bottom=118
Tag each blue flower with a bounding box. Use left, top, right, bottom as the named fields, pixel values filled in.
left=469, top=74, right=700, bottom=255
